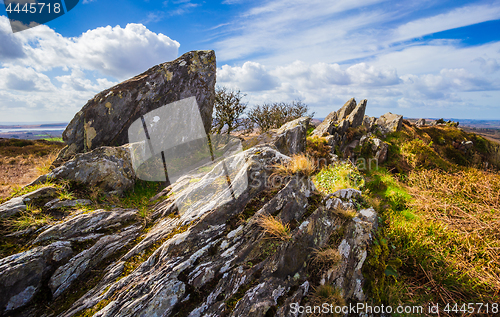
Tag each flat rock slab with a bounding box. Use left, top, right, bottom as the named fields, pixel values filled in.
left=0, top=186, right=58, bottom=218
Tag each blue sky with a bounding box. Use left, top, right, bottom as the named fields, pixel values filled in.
left=1, top=0, right=500, bottom=122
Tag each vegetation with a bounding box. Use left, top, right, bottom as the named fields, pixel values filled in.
left=211, top=86, right=248, bottom=135
left=256, top=214, right=292, bottom=241
left=247, top=100, right=314, bottom=132
left=272, top=154, right=317, bottom=177
left=361, top=122, right=500, bottom=311
left=313, top=161, right=364, bottom=194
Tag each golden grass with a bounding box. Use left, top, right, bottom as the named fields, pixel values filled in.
left=311, top=247, right=341, bottom=266
left=36, top=150, right=58, bottom=176
left=309, top=284, right=345, bottom=316
left=256, top=214, right=291, bottom=241
left=332, top=206, right=357, bottom=220
left=272, top=154, right=317, bottom=177
left=404, top=168, right=500, bottom=296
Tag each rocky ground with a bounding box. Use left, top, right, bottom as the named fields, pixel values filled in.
left=1, top=50, right=498, bottom=317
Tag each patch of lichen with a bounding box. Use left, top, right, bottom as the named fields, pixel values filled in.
left=73, top=297, right=114, bottom=317
left=224, top=270, right=261, bottom=312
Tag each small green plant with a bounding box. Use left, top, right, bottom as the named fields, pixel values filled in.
left=58, top=190, right=75, bottom=201
left=313, top=162, right=364, bottom=194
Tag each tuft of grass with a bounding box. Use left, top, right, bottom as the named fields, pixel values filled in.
left=272, top=154, right=317, bottom=177
left=313, top=161, right=364, bottom=194
left=9, top=204, right=53, bottom=231
left=332, top=206, right=357, bottom=220
left=256, top=214, right=291, bottom=241
left=58, top=190, right=75, bottom=201
left=36, top=150, right=59, bottom=176
left=309, top=284, right=345, bottom=316
left=311, top=247, right=341, bottom=267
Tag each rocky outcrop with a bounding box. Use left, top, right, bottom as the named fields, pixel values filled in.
left=243, top=117, right=310, bottom=156
left=30, top=146, right=136, bottom=195
left=0, top=241, right=73, bottom=312
left=33, top=208, right=138, bottom=244
left=415, top=118, right=426, bottom=127
left=0, top=186, right=58, bottom=218
left=375, top=112, right=403, bottom=135
left=49, top=225, right=141, bottom=298
left=360, top=134, right=389, bottom=164
left=58, top=50, right=216, bottom=162
left=37, top=146, right=377, bottom=317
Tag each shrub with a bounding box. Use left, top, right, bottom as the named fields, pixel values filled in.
left=247, top=100, right=314, bottom=132
left=211, top=86, right=247, bottom=135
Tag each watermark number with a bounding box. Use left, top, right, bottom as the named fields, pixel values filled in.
left=6, top=2, right=61, bottom=14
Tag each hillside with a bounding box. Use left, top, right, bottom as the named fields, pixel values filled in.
left=0, top=51, right=499, bottom=317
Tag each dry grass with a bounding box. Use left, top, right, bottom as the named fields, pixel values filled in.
left=256, top=214, right=292, bottom=241
left=311, top=247, right=341, bottom=266
left=36, top=150, right=58, bottom=176
left=405, top=168, right=500, bottom=296
left=332, top=206, right=357, bottom=220
left=309, top=284, right=345, bottom=316
left=272, top=154, right=317, bottom=177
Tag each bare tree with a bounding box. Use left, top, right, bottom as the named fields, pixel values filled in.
left=211, top=87, right=248, bottom=135
left=247, top=100, right=314, bottom=132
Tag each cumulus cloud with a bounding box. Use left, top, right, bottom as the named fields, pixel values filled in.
left=0, top=66, right=55, bottom=91
left=0, top=16, right=179, bottom=122
left=218, top=62, right=280, bottom=91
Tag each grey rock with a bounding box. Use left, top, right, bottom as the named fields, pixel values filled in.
left=33, top=208, right=138, bottom=244
left=0, top=186, right=58, bottom=218
left=49, top=225, right=141, bottom=298
left=312, top=98, right=356, bottom=137
left=0, top=197, right=25, bottom=219
left=271, top=117, right=310, bottom=156
left=242, top=117, right=310, bottom=156
left=376, top=112, right=403, bottom=135
left=45, top=199, right=93, bottom=210
left=0, top=241, right=73, bottom=312
left=58, top=50, right=216, bottom=162
left=460, top=140, right=474, bottom=151
left=360, top=134, right=389, bottom=164
left=415, top=118, right=426, bottom=127
left=363, top=115, right=377, bottom=130
left=347, top=99, right=367, bottom=129
left=30, top=145, right=135, bottom=195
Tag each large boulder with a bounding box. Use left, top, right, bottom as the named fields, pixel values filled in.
left=347, top=99, right=367, bottom=128
left=0, top=241, right=73, bottom=313
left=58, top=50, right=216, bottom=162
left=376, top=112, right=403, bottom=135
left=30, top=145, right=135, bottom=195
left=243, top=117, right=310, bottom=156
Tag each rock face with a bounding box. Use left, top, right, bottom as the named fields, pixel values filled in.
left=415, top=118, right=426, bottom=127
left=243, top=117, right=310, bottom=156
left=0, top=186, right=57, bottom=218
left=31, top=146, right=136, bottom=195
left=0, top=241, right=73, bottom=312
left=58, top=50, right=216, bottom=162
left=376, top=112, right=403, bottom=135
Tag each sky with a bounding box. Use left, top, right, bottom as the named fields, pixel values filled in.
left=0, top=0, right=500, bottom=123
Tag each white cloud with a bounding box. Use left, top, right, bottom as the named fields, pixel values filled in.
left=217, top=62, right=280, bottom=91
left=1, top=17, right=180, bottom=80
left=0, top=66, right=55, bottom=91
left=473, top=57, right=500, bottom=74
left=0, top=16, right=179, bottom=122
left=394, top=3, right=500, bottom=42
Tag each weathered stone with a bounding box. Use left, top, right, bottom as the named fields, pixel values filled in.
left=242, top=117, right=310, bottom=156
left=33, top=208, right=138, bottom=244
left=0, top=186, right=58, bottom=218
left=460, top=140, right=474, bottom=152
left=363, top=115, right=376, bottom=130
left=0, top=241, right=72, bottom=312
left=59, top=50, right=216, bottom=162
left=347, top=99, right=367, bottom=129
left=271, top=117, right=310, bottom=156
left=49, top=225, right=141, bottom=298
left=312, top=98, right=356, bottom=137
left=44, top=198, right=93, bottom=210
left=415, top=118, right=426, bottom=127
left=376, top=112, right=403, bottom=135
left=360, top=134, right=389, bottom=164
left=30, top=145, right=136, bottom=195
